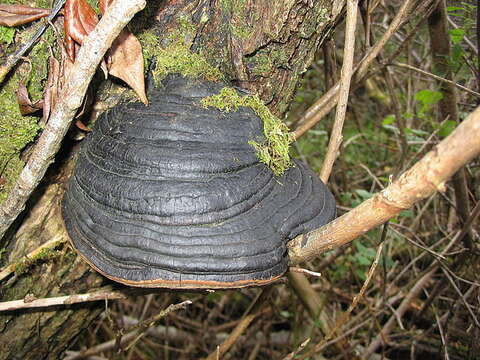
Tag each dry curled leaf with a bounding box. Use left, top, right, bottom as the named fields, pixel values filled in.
left=43, top=56, right=61, bottom=122
left=64, top=0, right=98, bottom=61
left=62, top=0, right=147, bottom=103
left=98, top=0, right=110, bottom=14
left=75, top=119, right=91, bottom=132
left=17, top=82, right=43, bottom=116
left=43, top=48, right=76, bottom=124
left=0, top=4, right=50, bottom=27
left=99, top=0, right=147, bottom=104
left=107, top=29, right=148, bottom=104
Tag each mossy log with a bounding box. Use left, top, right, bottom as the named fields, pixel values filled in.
left=0, top=0, right=344, bottom=358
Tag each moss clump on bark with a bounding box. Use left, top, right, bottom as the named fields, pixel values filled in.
left=0, top=18, right=54, bottom=203
left=138, top=17, right=223, bottom=84
left=13, top=247, right=62, bottom=275
left=0, top=77, right=42, bottom=203
left=220, top=0, right=255, bottom=39
left=201, top=87, right=293, bottom=176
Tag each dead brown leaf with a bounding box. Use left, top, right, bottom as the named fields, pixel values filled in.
left=0, top=4, right=50, bottom=27
left=74, top=119, right=91, bottom=132
left=107, top=29, right=148, bottom=104
left=64, top=0, right=98, bottom=61
left=99, top=0, right=147, bottom=104
left=17, top=82, right=43, bottom=116
left=43, top=56, right=61, bottom=122
left=98, top=0, right=112, bottom=15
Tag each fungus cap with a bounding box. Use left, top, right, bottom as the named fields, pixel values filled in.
left=62, top=75, right=336, bottom=289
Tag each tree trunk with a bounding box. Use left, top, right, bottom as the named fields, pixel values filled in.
left=0, top=181, right=107, bottom=360
left=428, top=0, right=474, bottom=249
left=0, top=1, right=344, bottom=358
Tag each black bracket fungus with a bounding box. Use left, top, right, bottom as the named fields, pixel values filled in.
left=62, top=75, right=336, bottom=289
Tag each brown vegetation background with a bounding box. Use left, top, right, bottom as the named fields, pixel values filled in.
left=0, top=0, right=479, bottom=359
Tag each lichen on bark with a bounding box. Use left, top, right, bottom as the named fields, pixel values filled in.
left=138, top=16, right=223, bottom=84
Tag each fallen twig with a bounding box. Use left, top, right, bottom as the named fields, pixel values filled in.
left=64, top=300, right=192, bottom=360
left=282, top=338, right=310, bottom=360
left=124, top=300, right=193, bottom=351
left=362, top=201, right=480, bottom=357
left=0, top=288, right=127, bottom=312
left=297, top=237, right=385, bottom=360
left=203, top=288, right=272, bottom=360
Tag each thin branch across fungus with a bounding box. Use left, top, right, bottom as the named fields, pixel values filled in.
left=0, top=0, right=147, bottom=240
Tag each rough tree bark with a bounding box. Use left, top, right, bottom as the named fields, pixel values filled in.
left=428, top=0, right=474, bottom=248
left=0, top=1, right=345, bottom=358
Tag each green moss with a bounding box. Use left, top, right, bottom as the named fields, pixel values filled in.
left=0, top=23, right=54, bottom=203
left=300, top=6, right=330, bottom=38
left=13, top=248, right=62, bottom=275
left=0, top=76, right=42, bottom=203
left=221, top=0, right=254, bottom=39
left=152, top=43, right=223, bottom=83
left=138, top=18, right=223, bottom=84
left=249, top=47, right=289, bottom=77
left=250, top=51, right=273, bottom=76
left=27, top=29, right=53, bottom=101
left=202, top=88, right=293, bottom=176
left=221, top=0, right=247, bottom=13
left=175, top=16, right=197, bottom=40
left=0, top=26, right=15, bottom=44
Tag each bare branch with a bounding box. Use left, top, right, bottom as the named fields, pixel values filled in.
left=392, top=62, right=480, bottom=98
left=0, top=289, right=127, bottom=312
left=362, top=265, right=439, bottom=357
left=0, top=0, right=147, bottom=239
left=319, top=0, right=359, bottom=183
left=300, top=240, right=385, bottom=360
left=203, top=288, right=272, bottom=360
left=288, top=106, right=480, bottom=264
left=64, top=300, right=192, bottom=360
left=292, top=0, right=418, bottom=139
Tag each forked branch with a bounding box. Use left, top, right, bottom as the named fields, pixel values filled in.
left=288, top=106, right=480, bottom=264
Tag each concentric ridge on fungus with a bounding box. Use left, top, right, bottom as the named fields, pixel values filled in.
left=62, top=75, right=336, bottom=289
